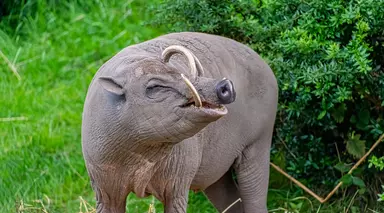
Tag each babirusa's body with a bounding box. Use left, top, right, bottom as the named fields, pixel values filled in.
left=82, top=32, right=278, bottom=213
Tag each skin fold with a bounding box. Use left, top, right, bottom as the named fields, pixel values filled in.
left=81, top=32, right=278, bottom=213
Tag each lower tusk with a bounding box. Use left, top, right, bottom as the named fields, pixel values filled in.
left=180, top=74, right=202, bottom=108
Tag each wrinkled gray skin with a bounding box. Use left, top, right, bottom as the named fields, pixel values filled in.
left=81, top=32, right=278, bottom=213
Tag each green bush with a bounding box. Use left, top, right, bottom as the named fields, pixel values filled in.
left=152, top=0, right=384, bottom=201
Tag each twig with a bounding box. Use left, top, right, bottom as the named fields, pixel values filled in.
left=270, top=162, right=325, bottom=203
left=222, top=198, right=242, bottom=213
left=323, top=133, right=384, bottom=202
left=0, top=117, right=28, bottom=122
left=270, top=133, right=384, bottom=204
left=346, top=133, right=384, bottom=174
left=0, top=49, right=21, bottom=80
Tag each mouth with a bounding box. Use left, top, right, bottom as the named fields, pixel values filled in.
left=181, top=98, right=228, bottom=116
left=179, top=73, right=227, bottom=117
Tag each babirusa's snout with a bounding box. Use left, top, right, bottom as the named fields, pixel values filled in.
left=181, top=73, right=203, bottom=107
left=215, top=79, right=236, bottom=104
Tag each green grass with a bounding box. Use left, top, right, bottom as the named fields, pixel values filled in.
left=0, top=0, right=162, bottom=212
left=0, top=1, right=218, bottom=212
left=1, top=0, right=383, bottom=212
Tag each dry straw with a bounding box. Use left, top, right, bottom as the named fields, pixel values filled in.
left=0, top=49, right=21, bottom=80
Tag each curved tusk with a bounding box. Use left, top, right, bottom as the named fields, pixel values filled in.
left=162, top=45, right=197, bottom=80
left=192, top=54, right=204, bottom=77
left=180, top=74, right=202, bottom=108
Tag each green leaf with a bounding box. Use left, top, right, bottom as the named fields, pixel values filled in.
left=346, top=134, right=366, bottom=159
left=352, top=176, right=366, bottom=188
left=317, top=110, right=327, bottom=120
left=341, top=174, right=353, bottom=185
left=351, top=206, right=359, bottom=213
left=356, top=109, right=370, bottom=129
left=289, top=202, right=297, bottom=209
left=358, top=187, right=366, bottom=195
left=334, top=162, right=352, bottom=173
left=296, top=202, right=303, bottom=209
left=331, top=104, right=346, bottom=123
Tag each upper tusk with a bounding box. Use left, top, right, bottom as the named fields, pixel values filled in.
left=180, top=74, right=202, bottom=108
left=192, top=54, right=204, bottom=77
left=162, top=45, right=198, bottom=80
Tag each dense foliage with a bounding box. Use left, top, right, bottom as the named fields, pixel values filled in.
left=153, top=0, right=384, bottom=202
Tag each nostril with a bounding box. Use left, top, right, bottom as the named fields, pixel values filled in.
left=215, top=79, right=236, bottom=104
left=221, top=86, right=229, bottom=96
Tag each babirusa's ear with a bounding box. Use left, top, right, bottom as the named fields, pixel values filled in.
left=98, top=76, right=124, bottom=95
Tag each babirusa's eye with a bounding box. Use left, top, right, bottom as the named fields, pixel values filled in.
left=146, top=85, right=170, bottom=99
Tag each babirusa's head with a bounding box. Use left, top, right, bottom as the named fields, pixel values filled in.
left=97, top=45, right=236, bottom=143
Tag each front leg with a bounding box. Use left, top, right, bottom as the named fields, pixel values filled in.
left=234, top=136, right=271, bottom=213
left=164, top=192, right=189, bottom=213
left=89, top=170, right=129, bottom=213
left=204, top=170, right=244, bottom=213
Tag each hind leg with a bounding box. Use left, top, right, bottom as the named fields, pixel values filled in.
left=233, top=135, right=272, bottom=213
left=204, top=170, right=244, bottom=213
